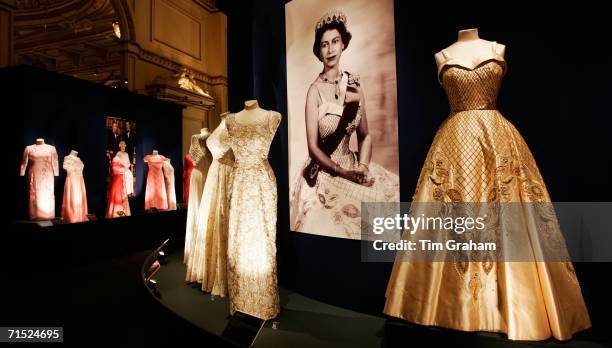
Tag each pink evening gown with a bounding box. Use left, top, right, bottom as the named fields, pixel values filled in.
left=61, top=155, right=88, bottom=223
left=144, top=154, right=168, bottom=210
left=20, top=143, right=59, bottom=220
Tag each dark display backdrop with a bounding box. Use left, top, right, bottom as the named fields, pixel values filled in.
left=3, top=65, right=184, bottom=220
left=220, top=0, right=612, bottom=339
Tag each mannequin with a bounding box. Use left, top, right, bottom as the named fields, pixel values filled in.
left=21, top=138, right=59, bottom=220
left=62, top=149, right=88, bottom=223
left=184, top=126, right=213, bottom=263
left=163, top=157, right=177, bottom=210
left=235, top=100, right=270, bottom=125
left=434, top=28, right=505, bottom=78
left=384, top=28, right=591, bottom=341
left=225, top=100, right=281, bottom=319
left=185, top=109, right=235, bottom=295
left=144, top=149, right=168, bottom=210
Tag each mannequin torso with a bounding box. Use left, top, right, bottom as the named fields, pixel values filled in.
left=235, top=100, right=272, bottom=125
left=435, top=28, right=505, bottom=76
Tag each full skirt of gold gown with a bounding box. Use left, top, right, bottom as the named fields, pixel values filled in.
left=384, top=108, right=592, bottom=341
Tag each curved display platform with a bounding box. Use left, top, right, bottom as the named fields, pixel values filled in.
left=142, top=247, right=385, bottom=348
left=141, top=244, right=609, bottom=348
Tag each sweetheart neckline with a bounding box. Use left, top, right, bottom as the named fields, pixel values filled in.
left=438, top=58, right=506, bottom=82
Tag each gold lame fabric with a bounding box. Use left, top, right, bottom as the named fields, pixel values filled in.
left=383, top=45, right=591, bottom=340
left=225, top=111, right=281, bottom=320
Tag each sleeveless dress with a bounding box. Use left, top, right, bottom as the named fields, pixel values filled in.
left=226, top=111, right=281, bottom=320
left=61, top=155, right=88, bottom=223
left=185, top=118, right=234, bottom=297
left=163, top=159, right=177, bottom=210
left=184, top=133, right=213, bottom=263
left=383, top=42, right=591, bottom=341
left=290, top=71, right=399, bottom=239
left=144, top=154, right=168, bottom=210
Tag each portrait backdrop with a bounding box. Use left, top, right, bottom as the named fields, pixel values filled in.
left=286, top=0, right=400, bottom=239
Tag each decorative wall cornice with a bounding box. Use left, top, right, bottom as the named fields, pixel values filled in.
left=193, top=0, right=218, bottom=13
left=136, top=45, right=227, bottom=86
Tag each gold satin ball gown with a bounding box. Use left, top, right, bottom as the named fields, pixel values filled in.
left=383, top=42, right=591, bottom=341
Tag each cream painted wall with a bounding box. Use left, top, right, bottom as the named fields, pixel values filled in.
left=125, top=0, right=227, bottom=156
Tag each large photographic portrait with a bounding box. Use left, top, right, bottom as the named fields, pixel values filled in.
left=287, top=0, right=400, bottom=239
left=105, top=116, right=136, bottom=218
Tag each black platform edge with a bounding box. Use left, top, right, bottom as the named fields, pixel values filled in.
left=5, top=209, right=187, bottom=279
left=140, top=240, right=239, bottom=347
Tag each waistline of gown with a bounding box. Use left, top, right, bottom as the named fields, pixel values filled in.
left=450, top=104, right=498, bottom=113
left=234, top=158, right=270, bottom=170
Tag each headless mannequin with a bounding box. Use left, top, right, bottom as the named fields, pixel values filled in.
left=434, top=28, right=506, bottom=73
left=220, top=111, right=231, bottom=119
left=152, top=150, right=159, bottom=157
left=36, top=138, right=45, bottom=145
left=200, top=128, right=210, bottom=136
left=69, top=150, right=78, bottom=157
left=235, top=100, right=268, bottom=125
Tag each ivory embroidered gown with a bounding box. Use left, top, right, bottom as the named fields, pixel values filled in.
left=163, top=159, right=177, bottom=210
left=61, top=155, right=88, bottom=223
left=144, top=154, right=168, bottom=210
left=20, top=143, right=59, bottom=220
left=184, top=133, right=213, bottom=263
left=383, top=42, right=591, bottom=341
left=226, top=111, right=281, bottom=320
left=185, top=118, right=234, bottom=297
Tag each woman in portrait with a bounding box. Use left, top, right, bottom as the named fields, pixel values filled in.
left=290, top=10, right=399, bottom=239
left=115, top=140, right=135, bottom=198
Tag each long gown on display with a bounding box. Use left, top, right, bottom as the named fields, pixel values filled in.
left=106, top=157, right=130, bottom=218
left=185, top=118, right=234, bottom=297
left=383, top=42, right=591, bottom=340
left=20, top=143, right=59, bottom=220
left=183, top=153, right=194, bottom=204
left=225, top=111, right=281, bottom=320
left=163, top=159, right=177, bottom=210
left=61, top=154, right=88, bottom=223
left=144, top=154, right=168, bottom=210
left=290, top=71, right=400, bottom=239
left=184, top=132, right=213, bottom=263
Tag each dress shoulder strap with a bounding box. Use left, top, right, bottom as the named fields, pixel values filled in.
left=313, top=82, right=327, bottom=103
